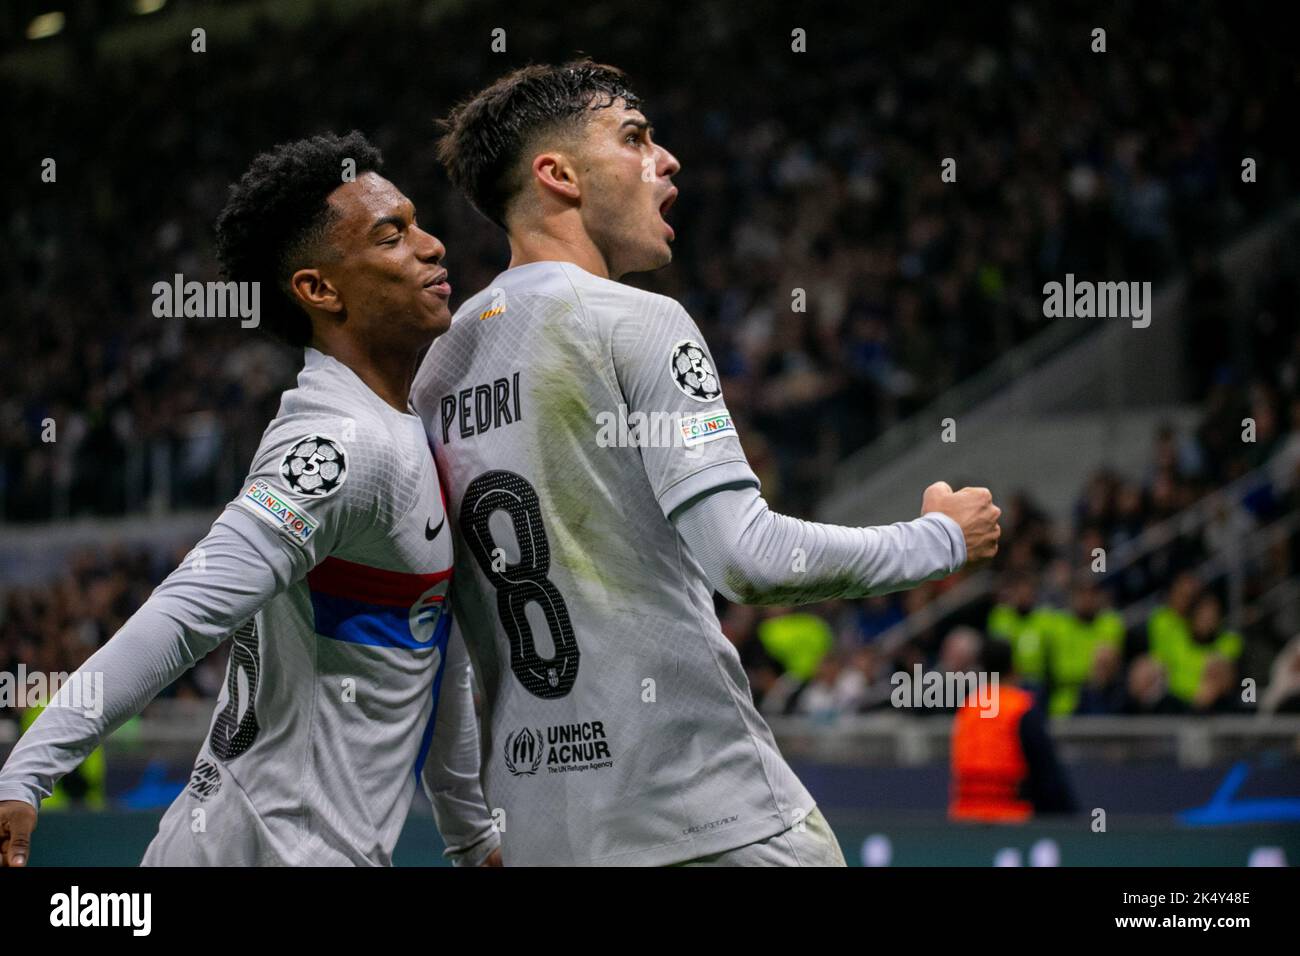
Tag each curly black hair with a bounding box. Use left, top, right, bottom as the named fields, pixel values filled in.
left=214, top=130, right=384, bottom=347
left=436, top=59, right=641, bottom=229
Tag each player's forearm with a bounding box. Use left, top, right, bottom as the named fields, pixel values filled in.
left=673, top=485, right=966, bottom=605
left=424, top=728, right=500, bottom=867
left=0, top=602, right=220, bottom=806
left=0, top=512, right=287, bottom=807
left=420, top=630, right=500, bottom=866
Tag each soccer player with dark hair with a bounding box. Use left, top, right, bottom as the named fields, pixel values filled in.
left=0, top=132, right=500, bottom=866
left=412, top=61, right=1002, bottom=865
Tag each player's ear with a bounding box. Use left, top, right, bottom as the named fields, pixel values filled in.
left=289, top=268, right=344, bottom=314
left=532, top=151, right=581, bottom=205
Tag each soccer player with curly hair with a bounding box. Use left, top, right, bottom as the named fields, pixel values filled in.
left=0, top=132, right=499, bottom=867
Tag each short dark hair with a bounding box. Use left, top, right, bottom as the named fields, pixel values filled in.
left=214, top=130, right=384, bottom=348
left=436, top=59, right=641, bottom=228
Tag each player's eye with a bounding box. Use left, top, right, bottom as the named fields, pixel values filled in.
left=380, top=234, right=401, bottom=246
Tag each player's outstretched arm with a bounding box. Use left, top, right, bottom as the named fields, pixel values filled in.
left=672, top=480, right=999, bottom=606
left=0, top=509, right=291, bottom=864
left=604, top=296, right=999, bottom=604
left=419, top=621, right=502, bottom=867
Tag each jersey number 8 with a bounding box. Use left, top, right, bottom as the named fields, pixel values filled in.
left=459, top=470, right=579, bottom=699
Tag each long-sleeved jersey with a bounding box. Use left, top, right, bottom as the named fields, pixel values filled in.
left=0, top=348, right=498, bottom=866
left=410, top=261, right=963, bottom=865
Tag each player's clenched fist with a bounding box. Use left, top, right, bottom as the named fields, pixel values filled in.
left=0, top=800, right=36, bottom=867
left=921, top=481, right=1002, bottom=563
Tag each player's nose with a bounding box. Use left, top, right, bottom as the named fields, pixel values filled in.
left=411, top=224, right=445, bottom=262
left=658, top=144, right=681, bottom=179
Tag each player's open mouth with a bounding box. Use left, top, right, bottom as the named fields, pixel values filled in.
left=423, top=271, right=451, bottom=297
left=659, top=188, right=678, bottom=240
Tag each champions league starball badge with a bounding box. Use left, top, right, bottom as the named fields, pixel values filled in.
left=670, top=339, right=721, bottom=402
left=280, top=435, right=347, bottom=498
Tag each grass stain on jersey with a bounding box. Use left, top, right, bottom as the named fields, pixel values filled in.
left=529, top=316, right=659, bottom=600
left=723, top=566, right=870, bottom=606
left=530, top=330, right=606, bottom=589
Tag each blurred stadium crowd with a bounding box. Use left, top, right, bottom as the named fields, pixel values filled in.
left=2, top=1, right=1297, bottom=725
left=733, top=406, right=1300, bottom=724
left=733, top=226, right=1300, bottom=721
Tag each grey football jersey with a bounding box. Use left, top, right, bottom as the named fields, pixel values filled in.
left=411, top=261, right=815, bottom=866
left=0, top=348, right=496, bottom=866
left=145, top=349, right=460, bottom=865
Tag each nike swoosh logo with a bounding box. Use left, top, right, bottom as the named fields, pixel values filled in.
left=425, top=515, right=445, bottom=540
